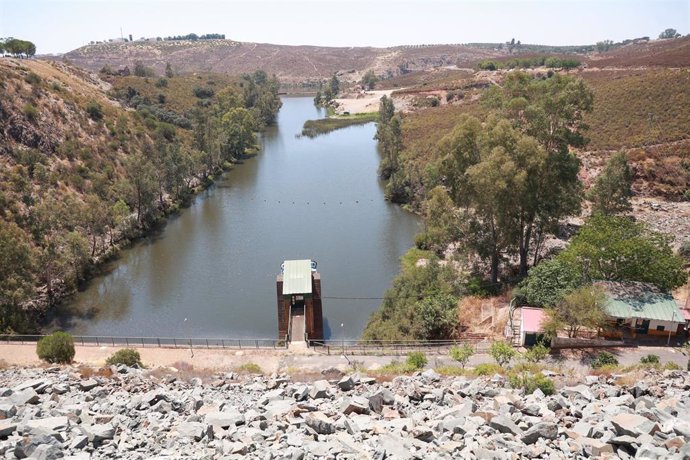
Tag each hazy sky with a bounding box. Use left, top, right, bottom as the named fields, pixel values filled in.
left=1, top=0, right=688, bottom=55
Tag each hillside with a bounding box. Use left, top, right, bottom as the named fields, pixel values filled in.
left=0, top=58, right=280, bottom=333
left=61, top=40, right=504, bottom=85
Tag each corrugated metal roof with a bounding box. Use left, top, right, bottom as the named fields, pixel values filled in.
left=282, top=260, right=313, bottom=295
left=601, top=282, right=684, bottom=322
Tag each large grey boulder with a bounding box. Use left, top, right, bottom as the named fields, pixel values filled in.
left=14, top=434, right=61, bottom=458
left=83, top=423, right=115, bottom=446
left=368, top=389, right=395, bottom=413
left=490, top=415, right=523, bottom=436
left=205, top=410, right=244, bottom=429
left=26, top=417, right=69, bottom=433
left=521, top=422, right=558, bottom=444
left=0, top=420, right=17, bottom=438
left=303, top=412, right=335, bottom=434
left=175, top=422, right=211, bottom=441
left=10, top=388, right=39, bottom=405
left=341, top=396, right=370, bottom=415
left=611, top=413, right=660, bottom=437
left=309, top=380, right=330, bottom=399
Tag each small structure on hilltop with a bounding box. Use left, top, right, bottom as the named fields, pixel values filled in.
left=276, top=260, right=323, bottom=342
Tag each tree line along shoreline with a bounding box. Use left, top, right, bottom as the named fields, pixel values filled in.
left=0, top=61, right=282, bottom=334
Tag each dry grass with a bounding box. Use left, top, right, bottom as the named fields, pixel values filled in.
left=78, top=366, right=114, bottom=379
left=147, top=360, right=218, bottom=383
left=234, top=362, right=263, bottom=375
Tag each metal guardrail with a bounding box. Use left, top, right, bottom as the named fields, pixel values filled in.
left=0, top=335, right=288, bottom=350
left=307, top=339, right=492, bottom=356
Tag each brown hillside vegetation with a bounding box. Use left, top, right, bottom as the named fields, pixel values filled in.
left=390, top=66, right=690, bottom=200
left=586, top=36, right=690, bottom=68
left=61, top=40, right=503, bottom=85
left=0, top=58, right=280, bottom=332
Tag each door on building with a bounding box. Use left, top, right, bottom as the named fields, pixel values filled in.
left=635, top=319, right=650, bottom=334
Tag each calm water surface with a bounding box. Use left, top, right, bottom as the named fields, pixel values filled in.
left=61, top=97, right=419, bottom=339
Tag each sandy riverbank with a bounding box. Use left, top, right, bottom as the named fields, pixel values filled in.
left=333, top=89, right=398, bottom=114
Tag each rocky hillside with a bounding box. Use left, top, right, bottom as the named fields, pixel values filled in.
left=60, top=40, right=504, bottom=85
left=0, top=58, right=280, bottom=332
left=0, top=364, right=689, bottom=458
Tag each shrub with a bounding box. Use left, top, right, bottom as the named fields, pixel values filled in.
left=235, top=362, right=262, bottom=374
left=640, top=354, right=660, bottom=364
left=524, top=342, right=550, bottom=363
left=435, top=365, right=466, bottom=376
left=193, top=86, right=214, bottom=99
left=663, top=362, right=681, bottom=370
left=24, top=72, right=41, bottom=85
left=155, top=78, right=168, bottom=88
left=490, top=341, right=517, bottom=367
left=36, top=332, right=75, bottom=364
left=473, top=363, right=503, bottom=376
left=591, top=351, right=618, bottom=369
left=508, top=372, right=555, bottom=395
left=85, top=101, right=103, bottom=121
left=23, top=103, right=38, bottom=122
left=106, top=348, right=142, bottom=367
left=449, top=344, right=474, bottom=368
left=406, top=352, right=427, bottom=370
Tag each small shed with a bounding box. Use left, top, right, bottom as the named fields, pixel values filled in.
left=599, top=281, right=685, bottom=336
left=276, top=260, right=323, bottom=342
left=520, top=307, right=547, bottom=346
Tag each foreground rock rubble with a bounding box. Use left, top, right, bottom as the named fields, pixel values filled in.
left=1, top=365, right=690, bottom=459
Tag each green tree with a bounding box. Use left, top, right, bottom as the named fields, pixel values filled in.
left=542, top=285, right=607, bottom=338
left=481, top=72, right=593, bottom=275
left=489, top=341, right=517, bottom=367
left=329, top=74, right=340, bottom=97
left=361, top=70, right=378, bottom=90
left=587, top=152, right=633, bottom=215
left=221, top=107, right=256, bottom=161
left=313, top=89, right=322, bottom=106
left=518, top=257, right=584, bottom=307
left=123, top=152, right=158, bottom=226
left=165, top=62, right=174, bottom=78
left=559, top=214, right=687, bottom=290
left=417, top=186, right=460, bottom=253
left=362, top=258, right=461, bottom=341
left=0, top=221, right=37, bottom=332
left=415, top=293, right=458, bottom=340
left=449, top=343, right=474, bottom=368
left=659, top=28, right=681, bottom=39
left=36, top=332, right=75, bottom=364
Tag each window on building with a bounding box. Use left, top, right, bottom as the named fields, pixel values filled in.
left=656, top=325, right=665, bottom=332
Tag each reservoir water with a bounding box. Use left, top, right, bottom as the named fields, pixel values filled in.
left=60, top=97, right=420, bottom=339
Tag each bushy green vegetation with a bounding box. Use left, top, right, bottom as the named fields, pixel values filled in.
left=542, top=285, right=607, bottom=338
left=640, top=354, right=660, bottom=364
left=478, top=56, right=580, bottom=71
left=449, top=344, right=474, bottom=368
left=587, top=152, right=633, bottom=215
left=472, top=363, right=503, bottom=376
left=301, top=112, right=377, bottom=138
left=508, top=372, right=555, bottom=395
left=36, top=332, right=75, bottom=364
left=106, top=348, right=142, bottom=367
left=523, top=342, right=550, bottom=363
left=406, top=352, right=427, bottom=370
left=489, top=341, right=518, bottom=367
left=591, top=351, right=618, bottom=368
left=362, top=253, right=461, bottom=341
left=235, top=362, right=263, bottom=374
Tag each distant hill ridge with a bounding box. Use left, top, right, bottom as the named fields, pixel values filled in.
left=60, top=39, right=504, bottom=84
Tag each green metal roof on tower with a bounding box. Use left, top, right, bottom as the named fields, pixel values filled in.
left=282, top=259, right=313, bottom=295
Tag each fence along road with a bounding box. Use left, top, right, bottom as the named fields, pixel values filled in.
left=0, top=335, right=287, bottom=350
left=1, top=335, right=494, bottom=355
